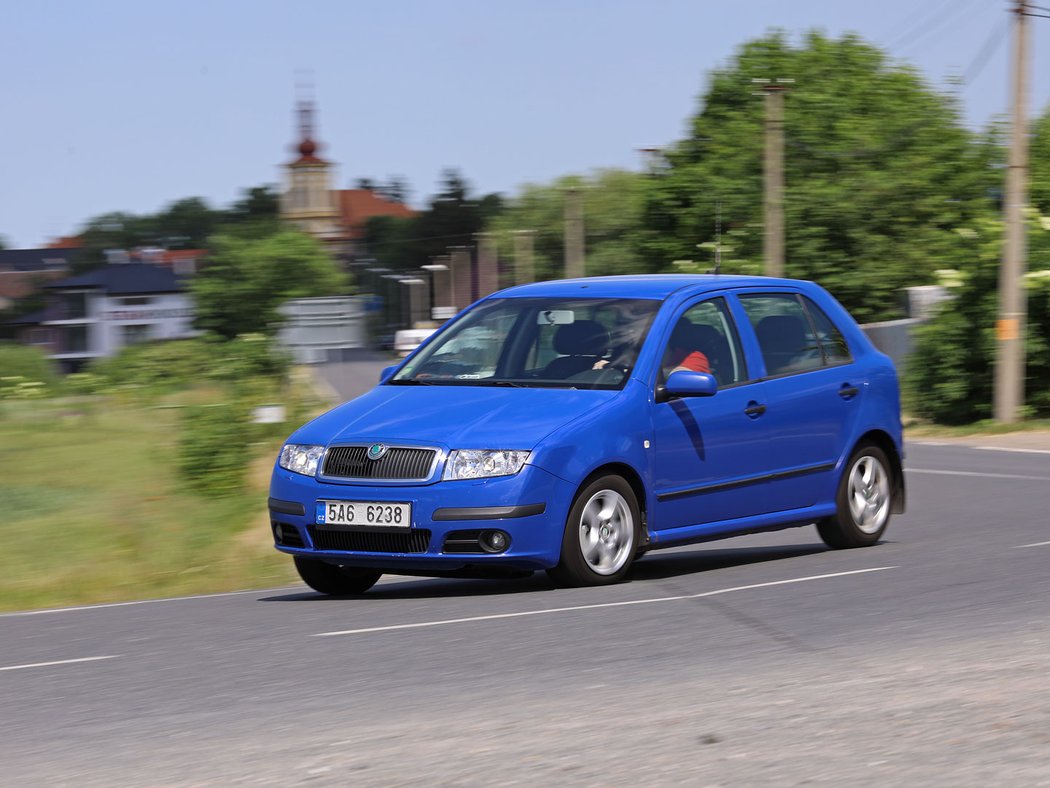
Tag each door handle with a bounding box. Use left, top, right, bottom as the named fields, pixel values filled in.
left=744, top=401, right=766, bottom=418
left=839, top=383, right=860, bottom=400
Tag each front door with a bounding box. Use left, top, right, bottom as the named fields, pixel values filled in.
left=650, top=297, right=778, bottom=531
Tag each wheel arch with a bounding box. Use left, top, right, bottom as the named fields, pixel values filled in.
left=578, top=462, right=650, bottom=545
left=851, top=429, right=905, bottom=514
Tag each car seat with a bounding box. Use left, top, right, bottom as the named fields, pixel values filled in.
left=543, top=320, right=610, bottom=379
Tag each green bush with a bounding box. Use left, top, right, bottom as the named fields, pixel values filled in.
left=90, top=334, right=289, bottom=394
left=177, top=402, right=252, bottom=497
left=0, top=343, right=60, bottom=393
left=906, top=216, right=1050, bottom=424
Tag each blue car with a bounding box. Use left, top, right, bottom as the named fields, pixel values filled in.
left=269, top=275, right=904, bottom=593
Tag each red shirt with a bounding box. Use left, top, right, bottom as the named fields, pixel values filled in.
left=671, top=350, right=710, bottom=374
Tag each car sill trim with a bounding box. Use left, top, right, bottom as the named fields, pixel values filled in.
left=656, top=462, right=836, bottom=502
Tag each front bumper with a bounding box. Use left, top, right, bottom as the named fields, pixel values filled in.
left=267, top=463, right=575, bottom=572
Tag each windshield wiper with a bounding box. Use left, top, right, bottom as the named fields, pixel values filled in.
left=387, top=378, right=437, bottom=385
left=473, top=379, right=527, bottom=388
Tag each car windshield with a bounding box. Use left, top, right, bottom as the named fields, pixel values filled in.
left=390, top=297, right=661, bottom=390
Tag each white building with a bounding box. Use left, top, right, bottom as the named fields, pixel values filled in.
left=14, top=262, right=196, bottom=372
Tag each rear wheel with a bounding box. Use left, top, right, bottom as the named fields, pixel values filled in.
left=294, top=556, right=382, bottom=595
left=548, top=475, right=640, bottom=587
left=817, top=444, right=893, bottom=549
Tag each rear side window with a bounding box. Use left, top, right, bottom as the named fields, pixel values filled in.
left=738, top=294, right=823, bottom=376
left=801, top=296, right=851, bottom=365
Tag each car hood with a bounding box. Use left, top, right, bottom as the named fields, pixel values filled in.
left=292, top=384, right=621, bottom=450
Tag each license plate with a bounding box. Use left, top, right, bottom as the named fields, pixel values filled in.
left=316, top=500, right=411, bottom=528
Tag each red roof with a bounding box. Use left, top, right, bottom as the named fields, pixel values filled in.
left=46, top=236, right=82, bottom=249
left=337, top=189, right=416, bottom=239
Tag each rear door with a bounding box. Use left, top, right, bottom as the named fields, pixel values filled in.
left=733, top=290, right=864, bottom=511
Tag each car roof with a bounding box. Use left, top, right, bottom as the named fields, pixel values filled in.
left=492, top=274, right=809, bottom=301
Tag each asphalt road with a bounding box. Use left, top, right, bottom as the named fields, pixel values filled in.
left=3, top=439, right=1050, bottom=785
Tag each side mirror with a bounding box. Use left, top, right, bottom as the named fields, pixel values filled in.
left=663, top=370, right=718, bottom=400
left=379, top=365, right=398, bottom=384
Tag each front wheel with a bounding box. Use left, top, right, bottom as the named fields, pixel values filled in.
left=548, top=475, right=640, bottom=587
left=294, top=556, right=382, bottom=595
left=817, top=444, right=893, bottom=549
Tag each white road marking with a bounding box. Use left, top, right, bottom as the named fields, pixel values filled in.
left=909, top=441, right=1050, bottom=455
left=313, top=567, right=897, bottom=637
left=0, top=586, right=303, bottom=618
left=1012, top=541, right=1050, bottom=549
left=0, top=655, right=120, bottom=673
left=908, top=468, right=1050, bottom=482
left=975, top=445, right=1050, bottom=455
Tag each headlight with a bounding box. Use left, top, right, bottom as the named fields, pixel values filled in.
left=279, top=444, right=325, bottom=476
left=443, top=449, right=531, bottom=481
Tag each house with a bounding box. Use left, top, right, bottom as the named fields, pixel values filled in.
left=0, top=247, right=77, bottom=311
left=10, top=262, right=195, bottom=372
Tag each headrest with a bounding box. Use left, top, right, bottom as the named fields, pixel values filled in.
left=552, top=320, right=610, bottom=356
left=756, top=315, right=807, bottom=351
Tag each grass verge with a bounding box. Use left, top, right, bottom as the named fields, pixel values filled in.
left=0, top=397, right=300, bottom=612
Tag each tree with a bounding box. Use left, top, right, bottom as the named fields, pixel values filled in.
left=1031, top=105, right=1050, bottom=216
left=377, top=175, right=410, bottom=204
left=190, top=230, right=348, bottom=338
left=906, top=213, right=1050, bottom=423
left=0, top=235, right=8, bottom=250
left=229, top=185, right=280, bottom=220
left=640, top=31, right=994, bottom=322
left=360, top=169, right=504, bottom=272
left=486, top=169, right=649, bottom=282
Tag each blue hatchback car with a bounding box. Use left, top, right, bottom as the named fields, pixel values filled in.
left=269, top=275, right=904, bottom=593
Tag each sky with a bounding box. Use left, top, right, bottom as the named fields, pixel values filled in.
left=3, top=0, right=1049, bottom=249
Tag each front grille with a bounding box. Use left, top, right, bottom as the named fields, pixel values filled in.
left=322, top=446, right=437, bottom=481
left=272, top=521, right=305, bottom=548
left=308, top=526, right=431, bottom=554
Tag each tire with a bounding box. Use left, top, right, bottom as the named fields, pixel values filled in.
left=294, top=556, right=382, bottom=595
left=817, top=444, right=894, bottom=549
left=548, top=475, right=640, bottom=587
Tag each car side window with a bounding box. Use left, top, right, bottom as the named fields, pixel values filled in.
left=661, top=297, right=747, bottom=386
left=801, top=296, right=851, bottom=365
left=738, top=293, right=823, bottom=376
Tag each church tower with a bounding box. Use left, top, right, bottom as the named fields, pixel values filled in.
left=280, top=98, right=342, bottom=242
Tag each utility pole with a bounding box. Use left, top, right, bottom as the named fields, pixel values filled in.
left=994, top=0, right=1031, bottom=423
left=564, top=187, right=585, bottom=279
left=754, top=78, right=792, bottom=277
left=513, top=230, right=535, bottom=285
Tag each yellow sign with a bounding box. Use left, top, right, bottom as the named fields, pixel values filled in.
left=997, top=318, right=1019, bottom=342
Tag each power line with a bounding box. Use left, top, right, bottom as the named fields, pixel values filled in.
left=960, top=18, right=1009, bottom=86
left=887, top=0, right=977, bottom=51
left=881, top=0, right=958, bottom=49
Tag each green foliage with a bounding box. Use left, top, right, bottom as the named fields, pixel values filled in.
left=73, top=185, right=282, bottom=271
left=0, top=342, right=60, bottom=391
left=1031, top=106, right=1050, bottom=216
left=486, top=169, right=648, bottom=282
left=641, top=31, right=995, bottom=322
left=361, top=169, right=503, bottom=271
left=177, top=402, right=252, bottom=497
left=190, top=230, right=348, bottom=338
left=90, top=335, right=290, bottom=394
left=906, top=214, right=1050, bottom=424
